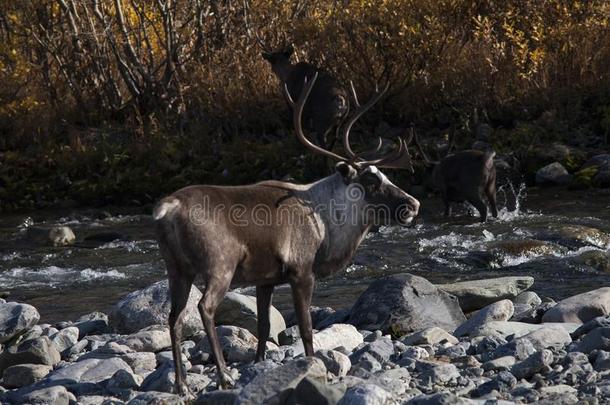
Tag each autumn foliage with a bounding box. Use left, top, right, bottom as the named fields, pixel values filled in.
left=0, top=0, right=609, bottom=211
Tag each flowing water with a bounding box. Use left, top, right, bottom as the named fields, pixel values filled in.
left=0, top=186, right=608, bottom=323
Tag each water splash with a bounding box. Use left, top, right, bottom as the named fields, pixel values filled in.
left=496, top=182, right=529, bottom=221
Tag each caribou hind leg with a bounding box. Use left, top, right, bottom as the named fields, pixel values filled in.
left=289, top=271, right=315, bottom=356
left=255, top=285, right=274, bottom=362
left=167, top=273, right=194, bottom=396
left=486, top=183, right=498, bottom=218
left=198, top=270, right=234, bottom=389
left=468, top=196, right=488, bottom=222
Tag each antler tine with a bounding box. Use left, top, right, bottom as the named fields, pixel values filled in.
left=282, top=72, right=348, bottom=162
left=342, top=81, right=390, bottom=158
left=368, top=136, right=416, bottom=173
left=412, top=127, right=436, bottom=165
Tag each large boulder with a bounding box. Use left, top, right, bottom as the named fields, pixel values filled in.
left=348, top=274, right=465, bottom=335
left=236, top=357, right=326, bottom=405
left=469, top=321, right=579, bottom=338
left=44, top=358, right=134, bottom=390
left=290, top=324, right=363, bottom=357
left=215, top=292, right=286, bottom=344
left=535, top=162, right=571, bottom=186
left=0, top=301, right=40, bottom=344
left=436, top=277, right=534, bottom=312
left=0, top=336, right=60, bottom=374
left=454, top=300, right=514, bottom=337
left=109, top=280, right=203, bottom=335
left=542, top=287, right=610, bottom=324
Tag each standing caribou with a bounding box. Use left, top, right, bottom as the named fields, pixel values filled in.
left=153, top=73, right=419, bottom=393
left=262, top=45, right=349, bottom=149
left=414, top=130, right=498, bottom=222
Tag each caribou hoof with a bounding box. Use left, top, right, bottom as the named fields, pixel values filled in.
left=218, top=369, right=236, bottom=390
left=173, top=382, right=192, bottom=398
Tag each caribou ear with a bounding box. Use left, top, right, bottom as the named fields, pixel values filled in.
left=336, top=161, right=357, bottom=183
left=283, top=44, right=294, bottom=58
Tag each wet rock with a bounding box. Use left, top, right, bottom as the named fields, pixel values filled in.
left=128, top=391, right=185, bottom=404
left=542, top=287, right=610, bottom=323
left=576, top=250, right=610, bottom=273
left=514, top=291, right=542, bottom=307
left=315, top=349, right=351, bottom=377
left=9, top=386, right=75, bottom=405
left=215, top=291, right=286, bottom=344
left=26, top=226, right=76, bottom=247
left=349, top=273, right=465, bottom=335
left=278, top=325, right=301, bottom=346
left=290, top=324, right=363, bottom=357
left=542, top=225, right=609, bottom=249
left=116, top=325, right=171, bottom=352
left=236, top=357, right=326, bottom=405
left=2, top=364, right=52, bottom=388
left=109, top=280, right=203, bottom=335
left=293, top=376, right=345, bottom=405
left=436, top=276, right=534, bottom=312
left=50, top=326, right=79, bottom=354
left=511, top=349, right=553, bottom=379
left=140, top=362, right=210, bottom=393
left=200, top=325, right=257, bottom=363
left=574, top=327, right=610, bottom=353
left=337, top=383, right=391, bottom=405
left=0, top=336, right=60, bottom=374
left=0, top=301, right=40, bottom=343
left=401, top=327, right=459, bottom=346
left=82, top=232, right=128, bottom=247
left=455, top=300, right=514, bottom=337
left=45, top=357, right=133, bottom=387
left=536, top=162, right=571, bottom=185
left=473, top=370, right=517, bottom=396
left=74, top=312, right=109, bottom=338
left=469, top=321, right=579, bottom=338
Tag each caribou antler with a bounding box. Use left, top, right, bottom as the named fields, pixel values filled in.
left=284, top=72, right=413, bottom=171
left=412, top=128, right=439, bottom=166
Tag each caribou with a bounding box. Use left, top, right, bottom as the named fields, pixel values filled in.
left=414, top=130, right=498, bottom=222
left=153, top=73, right=419, bottom=393
left=262, top=45, right=349, bottom=149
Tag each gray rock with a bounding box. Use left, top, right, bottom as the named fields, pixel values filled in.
left=401, top=327, right=459, bottom=346
left=293, top=376, right=345, bottom=405
left=542, top=225, right=609, bottom=249
left=236, top=360, right=279, bottom=387
left=74, top=312, right=109, bottom=338
left=51, top=326, right=79, bottom=354
left=511, top=349, right=553, bottom=379
left=576, top=249, right=610, bottom=273
left=469, top=321, right=579, bottom=339
left=484, top=337, right=536, bottom=362
left=116, top=325, right=171, bottom=352
left=575, top=327, right=610, bottom=353
left=349, top=273, right=465, bottom=335
left=2, top=364, right=52, bottom=388
left=290, top=324, right=363, bottom=357
left=317, top=308, right=351, bottom=330
left=536, top=162, right=571, bottom=185
left=0, top=336, right=60, bottom=374
left=572, top=316, right=610, bottom=339
left=315, top=349, right=351, bottom=377
left=513, top=291, right=542, bottom=307
left=140, top=362, right=210, bottom=393
left=45, top=357, right=133, bottom=386
left=76, top=395, right=125, bottom=405
left=236, top=357, right=326, bottom=405
left=415, top=360, right=460, bottom=384
left=128, top=391, right=185, bottom=404
left=473, top=370, right=517, bottom=396
left=542, top=287, right=610, bottom=324
left=121, top=352, right=157, bottom=374
left=337, top=383, right=391, bottom=405
left=194, top=389, right=240, bottom=405
left=407, top=392, right=478, bottom=404
left=106, top=369, right=143, bottom=390
left=11, top=386, right=75, bottom=405
left=26, top=226, right=76, bottom=247
left=594, top=350, right=610, bottom=371
left=482, top=356, right=517, bottom=371
left=348, top=352, right=382, bottom=378
left=436, top=276, right=534, bottom=312
left=215, top=292, right=285, bottom=344
left=200, top=325, right=257, bottom=363
left=454, top=300, right=514, bottom=337
left=517, top=326, right=572, bottom=351
left=0, top=301, right=40, bottom=343
left=370, top=367, right=411, bottom=397
left=109, top=280, right=203, bottom=335
left=350, top=337, right=394, bottom=364
left=278, top=325, right=300, bottom=346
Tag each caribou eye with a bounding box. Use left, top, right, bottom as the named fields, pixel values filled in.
left=360, top=172, right=382, bottom=190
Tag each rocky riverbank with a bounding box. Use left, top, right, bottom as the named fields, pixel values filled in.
left=1, top=274, right=610, bottom=404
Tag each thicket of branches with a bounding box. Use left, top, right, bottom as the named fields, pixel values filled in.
left=1, top=0, right=609, bottom=211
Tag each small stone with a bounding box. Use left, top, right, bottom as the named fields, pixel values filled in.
left=278, top=325, right=300, bottom=346
left=116, top=325, right=171, bottom=352
left=575, top=327, right=610, bottom=353
left=514, top=291, right=542, bottom=307
left=454, top=300, right=514, bottom=337
left=9, top=386, right=75, bottom=405
left=536, top=162, right=571, bottom=185
left=415, top=360, right=460, bottom=384
left=290, top=324, right=363, bottom=357
left=0, top=336, right=60, bottom=374
left=51, top=326, right=80, bottom=354
left=337, top=383, right=391, bottom=405
left=293, top=376, right=345, bottom=405
left=315, top=349, right=351, bottom=377
left=128, top=391, right=185, bottom=404
left=107, top=368, right=143, bottom=390
left=350, top=336, right=394, bottom=364
left=511, top=349, right=553, bottom=379
left=401, top=327, right=459, bottom=346
left=474, top=370, right=517, bottom=396
left=2, top=364, right=52, bottom=388
left=74, top=312, right=109, bottom=338
left=0, top=301, right=40, bottom=344
left=482, top=356, right=517, bottom=372
left=199, top=325, right=257, bottom=363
